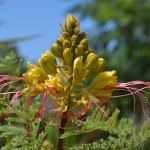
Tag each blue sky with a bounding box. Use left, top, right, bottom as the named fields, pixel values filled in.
left=0, top=0, right=95, bottom=63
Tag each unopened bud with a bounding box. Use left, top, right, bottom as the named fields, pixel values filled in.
left=62, top=31, right=71, bottom=39
left=50, top=43, right=63, bottom=59
left=94, top=58, right=106, bottom=74
left=89, top=70, right=117, bottom=90
left=74, top=26, right=80, bottom=35
left=63, top=39, right=71, bottom=49
left=38, top=51, right=57, bottom=75
left=73, top=57, right=83, bottom=74
left=56, top=37, right=64, bottom=46
left=71, top=35, right=78, bottom=46
left=67, top=14, right=77, bottom=26
left=80, top=39, right=88, bottom=50
left=42, top=50, right=56, bottom=63
left=63, top=48, right=73, bottom=65
left=75, top=44, right=84, bottom=57
left=23, top=62, right=48, bottom=84
left=83, top=53, right=98, bottom=70
left=66, top=20, right=74, bottom=35
left=84, top=48, right=95, bottom=58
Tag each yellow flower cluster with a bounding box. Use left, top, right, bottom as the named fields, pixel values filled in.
left=22, top=14, right=117, bottom=112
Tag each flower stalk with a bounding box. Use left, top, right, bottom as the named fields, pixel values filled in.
left=21, top=14, right=117, bottom=149
left=57, top=112, right=68, bottom=150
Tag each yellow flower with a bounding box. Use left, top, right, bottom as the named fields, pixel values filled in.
left=23, top=62, right=48, bottom=84
left=88, top=70, right=117, bottom=102
left=22, top=14, right=118, bottom=114
left=38, top=50, right=57, bottom=75
left=45, top=74, right=65, bottom=93
left=22, top=84, right=44, bottom=96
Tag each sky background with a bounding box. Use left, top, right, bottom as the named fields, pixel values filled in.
left=0, top=0, right=95, bottom=63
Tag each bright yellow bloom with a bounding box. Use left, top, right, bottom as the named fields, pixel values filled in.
left=23, top=62, right=48, bottom=84
left=22, top=14, right=117, bottom=114
left=45, top=74, right=65, bottom=93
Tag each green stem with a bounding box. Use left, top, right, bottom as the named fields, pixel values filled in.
left=57, top=112, right=68, bottom=150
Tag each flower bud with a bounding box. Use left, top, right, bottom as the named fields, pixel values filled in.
left=71, top=35, right=78, bottom=46
left=56, top=37, right=64, bottom=46
left=75, top=44, right=84, bottom=57
left=38, top=51, right=57, bottom=75
left=23, top=62, right=48, bottom=84
left=83, top=48, right=95, bottom=60
left=42, top=50, right=56, bottom=63
left=80, top=39, right=88, bottom=50
left=83, top=53, right=98, bottom=70
left=71, top=57, right=83, bottom=88
left=63, top=39, right=71, bottom=49
left=50, top=43, right=63, bottom=59
left=65, top=20, right=74, bottom=35
left=62, top=31, right=71, bottom=39
left=74, top=26, right=80, bottom=35
left=73, top=57, right=83, bottom=74
left=89, top=70, right=117, bottom=90
left=64, top=14, right=80, bottom=36
left=63, top=48, right=73, bottom=66
left=67, top=14, right=77, bottom=26
left=94, top=58, right=106, bottom=74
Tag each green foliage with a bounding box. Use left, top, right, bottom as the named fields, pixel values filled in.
left=0, top=96, right=50, bottom=149
left=0, top=36, right=36, bottom=76
left=61, top=108, right=150, bottom=149
left=0, top=51, right=23, bottom=75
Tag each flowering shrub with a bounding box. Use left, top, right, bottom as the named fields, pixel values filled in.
left=0, top=14, right=150, bottom=150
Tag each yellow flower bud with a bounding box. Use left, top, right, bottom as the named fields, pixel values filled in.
left=63, top=39, right=71, bottom=49
left=73, top=57, right=83, bottom=74
left=72, top=57, right=83, bottom=86
left=65, top=19, right=74, bottom=35
left=62, top=31, right=71, bottom=39
left=75, top=44, right=84, bottom=57
left=42, top=50, right=56, bottom=63
left=56, top=37, right=64, bottom=46
left=23, top=62, right=48, bottom=84
left=89, top=70, right=117, bottom=90
left=74, top=26, right=80, bottom=35
left=67, top=14, right=77, bottom=26
left=38, top=51, right=57, bottom=75
left=83, top=53, right=98, bottom=70
left=50, top=44, right=63, bottom=59
left=63, top=48, right=73, bottom=66
left=94, top=58, right=106, bottom=74
left=64, top=14, right=80, bottom=35
left=80, top=39, right=88, bottom=50
left=71, top=35, right=78, bottom=46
